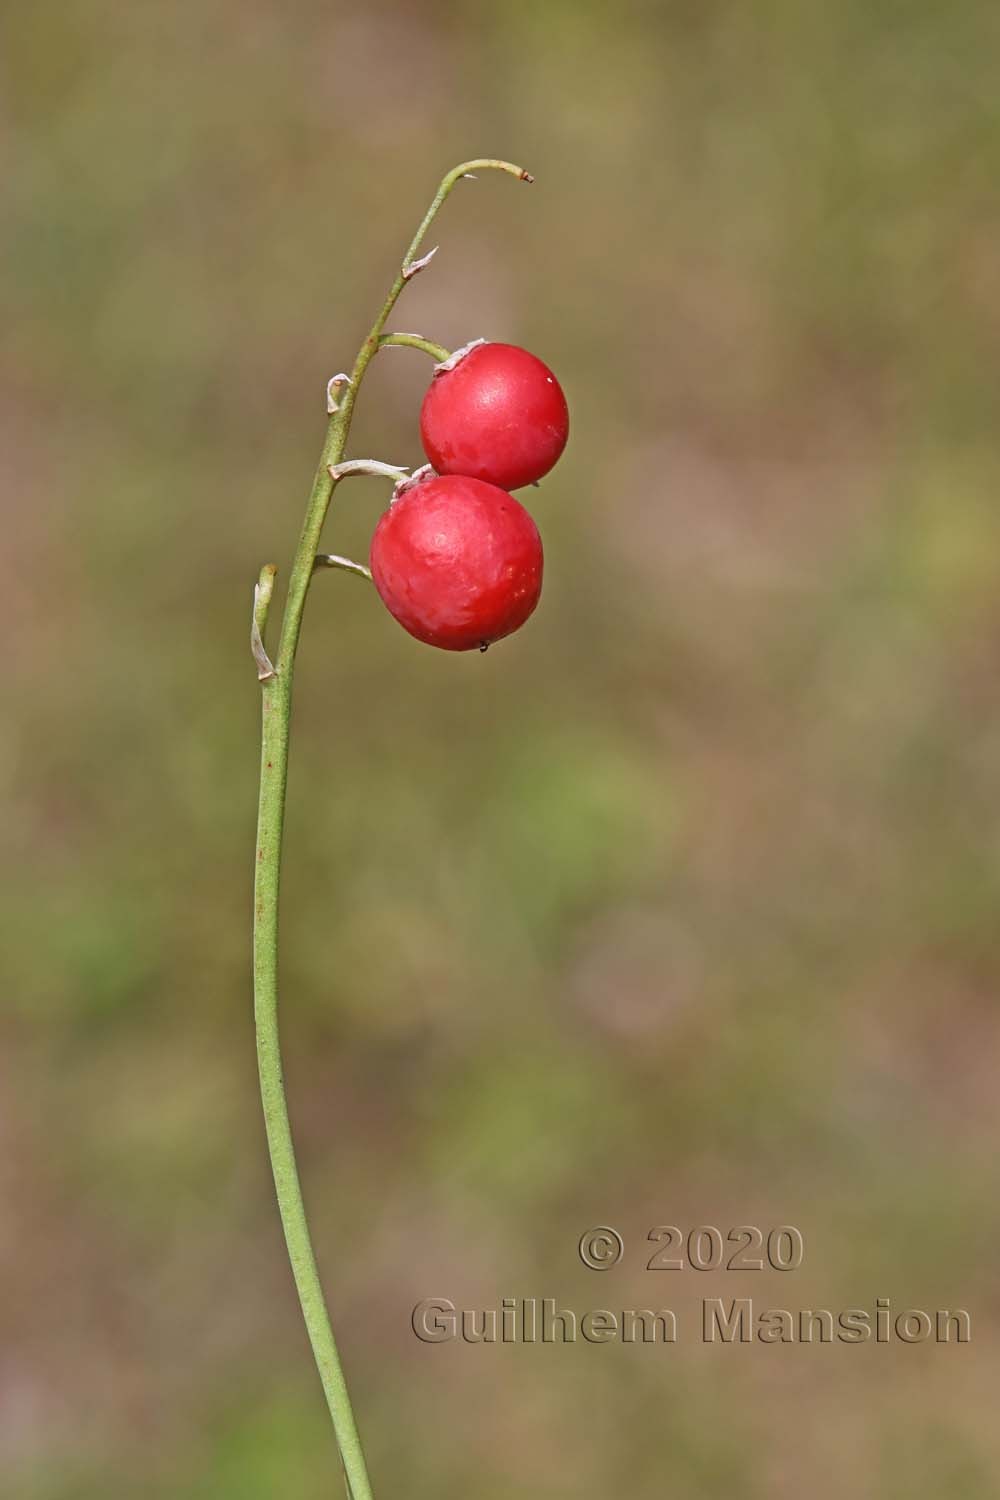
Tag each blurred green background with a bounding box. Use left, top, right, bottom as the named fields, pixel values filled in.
left=5, top=1, right=1000, bottom=1495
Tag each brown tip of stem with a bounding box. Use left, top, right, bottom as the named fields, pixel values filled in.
left=520, top=170, right=535, bottom=182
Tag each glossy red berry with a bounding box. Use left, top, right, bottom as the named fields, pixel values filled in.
left=420, top=341, right=569, bottom=491
left=369, top=474, right=543, bottom=652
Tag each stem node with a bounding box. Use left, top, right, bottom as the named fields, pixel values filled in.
left=402, top=245, right=438, bottom=280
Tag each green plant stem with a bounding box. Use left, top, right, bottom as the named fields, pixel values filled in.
left=378, top=331, right=451, bottom=362
left=251, top=158, right=531, bottom=1495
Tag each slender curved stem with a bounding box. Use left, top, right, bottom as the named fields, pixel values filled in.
left=251, top=158, right=532, bottom=1494
left=378, top=331, right=451, bottom=362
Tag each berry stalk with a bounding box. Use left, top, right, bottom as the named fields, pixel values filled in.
left=377, top=331, right=451, bottom=362
left=250, top=159, right=532, bottom=1494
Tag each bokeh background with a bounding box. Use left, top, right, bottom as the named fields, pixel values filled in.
left=5, top=2, right=1000, bottom=1495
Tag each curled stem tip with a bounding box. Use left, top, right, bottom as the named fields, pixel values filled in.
left=448, top=158, right=533, bottom=184
left=400, top=159, right=533, bottom=278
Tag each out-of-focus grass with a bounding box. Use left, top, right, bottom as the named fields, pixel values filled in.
left=4, top=2, right=1000, bottom=1496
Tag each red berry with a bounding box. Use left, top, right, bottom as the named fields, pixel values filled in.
left=369, top=474, right=543, bottom=652
left=420, top=342, right=569, bottom=491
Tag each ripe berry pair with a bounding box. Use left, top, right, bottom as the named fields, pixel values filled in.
left=370, top=341, right=569, bottom=651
